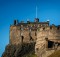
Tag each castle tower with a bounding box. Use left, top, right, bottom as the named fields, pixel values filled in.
left=10, top=25, right=21, bottom=45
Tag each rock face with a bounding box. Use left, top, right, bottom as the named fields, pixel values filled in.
left=2, top=42, right=35, bottom=57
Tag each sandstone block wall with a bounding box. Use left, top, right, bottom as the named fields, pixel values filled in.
left=35, top=26, right=60, bottom=55
left=10, top=25, right=37, bottom=45
left=10, top=26, right=21, bottom=45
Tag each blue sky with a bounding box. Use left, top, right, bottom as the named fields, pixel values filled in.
left=0, top=0, right=60, bottom=56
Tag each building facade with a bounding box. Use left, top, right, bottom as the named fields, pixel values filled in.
left=35, top=25, right=60, bottom=57
left=10, top=18, right=49, bottom=45
left=10, top=18, right=60, bottom=57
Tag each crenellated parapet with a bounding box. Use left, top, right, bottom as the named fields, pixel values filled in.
left=10, top=18, right=60, bottom=47
left=37, top=25, right=60, bottom=32
left=35, top=25, right=60, bottom=57
left=10, top=18, right=50, bottom=45
left=10, top=25, right=37, bottom=45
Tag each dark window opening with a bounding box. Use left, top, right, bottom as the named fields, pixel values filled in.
left=57, top=27, right=59, bottom=30
left=36, top=48, right=39, bottom=51
left=35, top=32, right=37, bottom=36
left=30, top=36, right=33, bottom=41
left=58, top=42, right=60, bottom=46
left=43, top=27, right=45, bottom=30
left=50, top=26, right=52, bottom=29
left=29, top=32, right=31, bottom=36
left=48, top=40, right=54, bottom=48
left=21, top=36, right=24, bottom=43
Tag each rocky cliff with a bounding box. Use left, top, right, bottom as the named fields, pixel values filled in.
left=2, top=42, right=35, bottom=57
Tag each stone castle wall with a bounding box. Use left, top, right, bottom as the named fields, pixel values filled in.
left=9, top=20, right=60, bottom=57
left=10, top=25, right=37, bottom=45
left=37, top=26, right=60, bottom=41
left=10, top=26, right=21, bottom=45
left=35, top=26, right=60, bottom=55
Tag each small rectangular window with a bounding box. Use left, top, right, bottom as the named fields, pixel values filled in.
left=35, top=32, right=37, bottom=36
left=50, top=26, right=52, bottom=29
left=57, top=27, right=59, bottom=30
left=43, top=27, right=45, bottom=30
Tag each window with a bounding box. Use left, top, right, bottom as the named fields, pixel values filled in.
left=57, top=27, right=59, bottom=30
left=21, top=36, right=24, bottom=42
left=50, top=26, right=52, bottom=29
left=35, top=32, right=37, bottom=36
left=45, top=38, right=48, bottom=41
left=30, top=36, right=33, bottom=41
left=36, top=48, right=39, bottom=51
left=43, top=27, right=45, bottom=30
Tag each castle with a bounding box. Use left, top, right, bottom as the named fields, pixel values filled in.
left=10, top=18, right=49, bottom=45
left=10, top=18, right=60, bottom=57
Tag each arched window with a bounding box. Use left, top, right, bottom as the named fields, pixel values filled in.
left=45, top=38, right=48, bottom=41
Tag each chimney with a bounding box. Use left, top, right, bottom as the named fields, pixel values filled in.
left=14, top=20, right=18, bottom=25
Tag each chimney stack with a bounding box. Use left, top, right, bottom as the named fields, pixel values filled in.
left=14, top=20, right=18, bottom=25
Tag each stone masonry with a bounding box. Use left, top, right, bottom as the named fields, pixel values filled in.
left=10, top=18, right=49, bottom=45
left=35, top=25, right=60, bottom=57
left=7, top=18, right=60, bottom=57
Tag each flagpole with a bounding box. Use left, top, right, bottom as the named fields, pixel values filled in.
left=36, top=6, right=37, bottom=18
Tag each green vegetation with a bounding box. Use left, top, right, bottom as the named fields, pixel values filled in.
left=48, top=50, right=60, bottom=57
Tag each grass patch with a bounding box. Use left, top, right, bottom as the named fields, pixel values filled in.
left=22, top=53, right=37, bottom=57
left=48, top=50, right=60, bottom=57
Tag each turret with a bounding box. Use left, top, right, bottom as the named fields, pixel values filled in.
left=14, top=20, right=18, bottom=25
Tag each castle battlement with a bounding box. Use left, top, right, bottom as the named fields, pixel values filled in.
left=10, top=18, right=60, bottom=46
left=37, top=25, right=60, bottom=32
left=7, top=18, right=60, bottom=57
